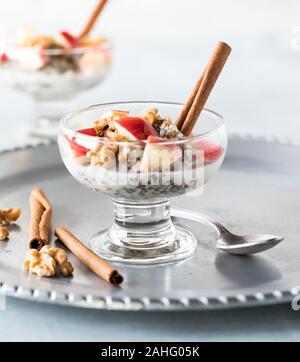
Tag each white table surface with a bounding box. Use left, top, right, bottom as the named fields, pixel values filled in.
left=1, top=1, right=300, bottom=340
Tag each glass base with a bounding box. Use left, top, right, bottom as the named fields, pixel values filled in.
left=90, top=200, right=197, bottom=264
left=90, top=226, right=197, bottom=265
left=29, top=118, right=60, bottom=140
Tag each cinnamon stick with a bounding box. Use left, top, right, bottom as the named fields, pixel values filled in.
left=176, top=65, right=207, bottom=130
left=29, top=189, right=52, bottom=250
left=79, top=0, right=108, bottom=38
left=55, top=226, right=123, bottom=285
left=179, top=42, right=231, bottom=136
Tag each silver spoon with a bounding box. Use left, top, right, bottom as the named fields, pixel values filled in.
left=171, top=206, right=284, bottom=255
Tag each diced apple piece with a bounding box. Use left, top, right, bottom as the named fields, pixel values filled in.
left=0, top=53, right=9, bottom=63
left=140, top=136, right=182, bottom=172
left=75, top=128, right=99, bottom=152
left=56, top=31, right=80, bottom=48
left=77, top=128, right=97, bottom=136
left=66, top=128, right=98, bottom=157
left=194, top=140, right=224, bottom=165
left=78, top=48, right=106, bottom=71
left=67, top=138, right=89, bottom=157
left=114, top=117, right=158, bottom=141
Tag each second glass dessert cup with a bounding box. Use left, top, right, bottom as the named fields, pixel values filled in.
left=1, top=42, right=111, bottom=139
left=58, top=102, right=227, bottom=264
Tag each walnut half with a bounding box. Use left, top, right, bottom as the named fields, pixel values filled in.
left=24, top=246, right=73, bottom=278
left=0, top=208, right=21, bottom=224
left=0, top=226, right=9, bottom=240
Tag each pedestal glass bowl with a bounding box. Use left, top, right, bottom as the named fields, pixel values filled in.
left=58, top=101, right=227, bottom=264
left=0, top=42, right=111, bottom=139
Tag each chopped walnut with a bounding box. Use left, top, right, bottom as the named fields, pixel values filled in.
left=106, top=129, right=127, bottom=142
left=138, top=108, right=159, bottom=125
left=24, top=246, right=73, bottom=278
left=90, top=146, right=116, bottom=169
left=79, top=35, right=106, bottom=47
left=153, top=117, right=182, bottom=138
left=18, top=35, right=59, bottom=48
left=0, top=208, right=21, bottom=224
left=94, top=118, right=111, bottom=137
left=87, top=140, right=120, bottom=167
left=107, top=141, right=119, bottom=155
left=94, top=110, right=128, bottom=137
left=0, top=226, right=9, bottom=240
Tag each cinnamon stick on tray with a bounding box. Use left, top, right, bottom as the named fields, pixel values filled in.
left=55, top=227, right=123, bottom=285
left=177, top=41, right=231, bottom=136
left=79, top=0, right=109, bottom=38
left=29, top=189, right=52, bottom=250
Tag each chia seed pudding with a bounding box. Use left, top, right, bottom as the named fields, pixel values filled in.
left=60, top=108, right=225, bottom=201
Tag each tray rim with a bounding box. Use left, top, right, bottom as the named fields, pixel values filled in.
left=1, top=133, right=300, bottom=311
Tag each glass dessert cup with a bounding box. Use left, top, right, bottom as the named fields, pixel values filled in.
left=58, top=101, right=227, bottom=264
left=1, top=42, right=111, bottom=139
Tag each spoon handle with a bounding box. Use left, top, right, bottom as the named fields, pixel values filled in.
left=171, top=206, right=228, bottom=236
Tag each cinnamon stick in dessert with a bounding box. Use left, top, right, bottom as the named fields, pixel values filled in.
left=55, top=226, right=123, bottom=285
left=178, top=42, right=231, bottom=136
left=79, top=0, right=109, bottom=38
left=29, top=189, right=52, bottom=250
left=176, top=66, right=207, bottom=131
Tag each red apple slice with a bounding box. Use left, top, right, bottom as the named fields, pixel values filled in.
left=56, top=31, right=80, bottom=48
left=114, top=117, right=158, bottom=141
left=0, top=53, right=8, bottom=63
left=194, top=140, right=224, bottom=165
left=66, top=128, right=97, bottom=157
left=140, top=136, right=182, bottom=172
left=77, top=128, right=97, bottom=136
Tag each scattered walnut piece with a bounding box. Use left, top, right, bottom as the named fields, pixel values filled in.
left=0, top=226, right=9, bottom=240
left=41, top=245, right=74, bottom=277
left=24, top=249, right=56, bottom=277
left=24, top=246, right=73, bottom=278
left=0, top=208, right=21, bottom=224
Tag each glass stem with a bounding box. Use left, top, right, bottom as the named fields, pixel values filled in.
left=109, top=200, right=177, bottom=248
left=34, top=96, right=75, bottom=124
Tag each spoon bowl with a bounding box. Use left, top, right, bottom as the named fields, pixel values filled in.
left=216, top=234, right=283, bottom=255
left=171, top=206, right=284, bottom=255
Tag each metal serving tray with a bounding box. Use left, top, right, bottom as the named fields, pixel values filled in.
left=0, top=135, right=299, bottom=311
